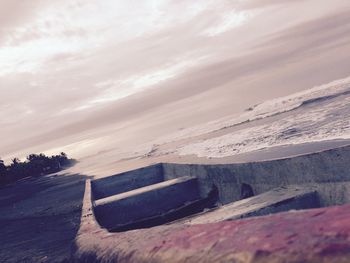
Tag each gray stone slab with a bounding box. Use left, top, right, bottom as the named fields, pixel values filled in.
left=184, top=185, right=320, bottom=225
left=92, top=164, right=163, bottom=200
left=94, top=176, right=200, bottom=229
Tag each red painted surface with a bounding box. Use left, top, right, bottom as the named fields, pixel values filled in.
left=151, top=206, right=350, bottom=255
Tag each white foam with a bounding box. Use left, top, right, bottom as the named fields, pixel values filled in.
left=169, top=76, right=350, bottom=158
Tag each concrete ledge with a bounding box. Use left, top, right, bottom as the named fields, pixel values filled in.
left=94, top=176, right=200, bottom=230
left=162, top=144, right=350, bottom=204
left=92, top=164, right=163, bottom=200
left=183, top=185, right=320, bottom=225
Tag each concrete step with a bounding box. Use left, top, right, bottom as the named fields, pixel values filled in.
left=94, top=176, right=200, bottom=230
left=183, top=185, right=320, bottom=225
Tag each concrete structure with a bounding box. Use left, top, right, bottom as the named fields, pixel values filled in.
left=92, top=164, right=163, bottom=200
left=161, top=145, right=350, bottom=205
left=73, top=144, right=350, bottom=262
left=182, top=185, right=319, bottom=224
left=94, top=176, right=200, bottom=230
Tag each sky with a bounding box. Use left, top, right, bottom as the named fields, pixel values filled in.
left=1, top=0, right=350, bottom=162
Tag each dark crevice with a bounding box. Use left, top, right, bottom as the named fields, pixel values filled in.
left=240, top=183, right=254, bottom=199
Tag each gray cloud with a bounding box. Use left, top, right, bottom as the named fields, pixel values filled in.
left=1, top=0, right=350, bottom=159
left=0, top=0, right=48, bottom=44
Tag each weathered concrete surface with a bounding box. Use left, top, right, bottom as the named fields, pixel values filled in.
left=92, top=164, right=163, bottom=200
left=311, top=182, right=350, bottom=206
left=182, top=185, right=320, bottom=225
left=94, top=176, right=199, bottom=230
left=162, top=145, right=350, bottom=204
left=91, top=145, right=350, bottom=210
left=74, top=180, right=350, bottom=263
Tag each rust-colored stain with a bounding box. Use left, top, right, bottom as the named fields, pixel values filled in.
left=152, top=205, right=350, bottom=255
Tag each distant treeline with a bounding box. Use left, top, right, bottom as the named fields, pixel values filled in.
left=0, top=152, right=74, bottom=186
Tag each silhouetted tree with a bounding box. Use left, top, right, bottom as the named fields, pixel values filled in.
left=0, top=159, right=6, bottom=185
left=11, top=158, right=20, bottom=166
left=0, top=159, right=5, bottom=171
left=0, top=158, right=6, bottom=177
left=0, top=153, right=74, bottom=186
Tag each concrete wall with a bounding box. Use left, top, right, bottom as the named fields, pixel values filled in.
left=94, top=177, right=200, bottom=230
left=162, top=145, right=350, bottom=204
left=310, top=182, right=350, bottom=207
left=91, top=145, right=350, bottom=213
left=92, top=164, right=164, bottom=200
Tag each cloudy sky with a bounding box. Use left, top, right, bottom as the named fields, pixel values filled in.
left=1, top=0, right=350, bottom=161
